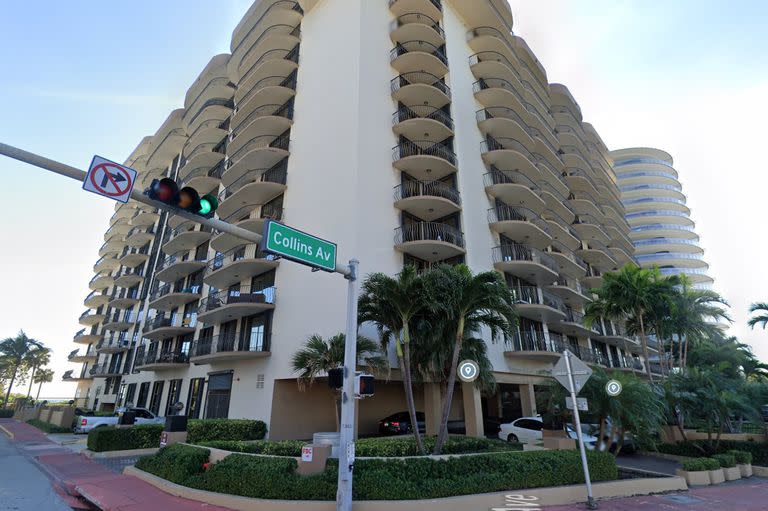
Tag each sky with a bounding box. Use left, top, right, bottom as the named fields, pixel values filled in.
left=1, top=1, right=766, bottom=398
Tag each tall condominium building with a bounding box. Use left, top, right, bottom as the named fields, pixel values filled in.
left=610, top=148, right=713, bottom=287
left=65, top=0, right=656, bottom=440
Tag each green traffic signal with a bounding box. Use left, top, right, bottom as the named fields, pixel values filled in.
left=198, top=194, right=218, bottom=216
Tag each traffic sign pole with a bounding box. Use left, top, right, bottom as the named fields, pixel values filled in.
left=564, top=350, right=597, bottom=510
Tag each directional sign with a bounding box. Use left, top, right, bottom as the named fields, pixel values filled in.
left=262, top=220, right=337, bottom=272
left=566, top=396, right=588, bottom=411
left=83, top=155, right=137, bottom=203
left=552, top=350, right=592, bottom=394
left=606, top=380, right=623, bottom=397
left=458, top=360, right=480, bottom=382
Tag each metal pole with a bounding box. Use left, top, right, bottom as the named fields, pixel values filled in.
left=0, top=142, right=352, bottom=276
left=336, top=258, right=359, bottom=511
left=564, top=350, right=597, bottom=510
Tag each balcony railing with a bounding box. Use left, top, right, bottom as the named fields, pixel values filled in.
left=156, top=251, right=207, bottom=273
left=392, top=139, right=457, bottom=166
left=136, top=347, right=189, bottom=367
left=390, top=41, right=447, bottom=66
left=483, top=167, right=538, bottom=190
left=393, top=179, right=460, bottom=205
left=231, top=1, right=303, bottom=56
left=215, top=202, right=283, bottom=230
left=226, top=133, right=291, bottom=169
left=393, top=105, right=453, bottom=130
left=391, top=13, right=444, bottom=37
left=198, top=286, right=277, bottom=314
left=487, top=205, right=550, bottom=234
left=481, top=135, right=536, bottom=163
left=508, top=331, right=565, bottom=354
left=238, top=24, right=302, bottom=75
left=476, top=107, right=533, bottom=136
left=150, top=281, right=203, bottom=302
left=89, top=363, right=123, bottom=377
left=191, top=331, right=270, bottom=358
left=391, top=72, right=451, bottom=98
left=235, top=74, right=297, bottom=116
left=239, top=45, right=300, bottom=89
left=472, top=77, right=527, bottom=108
left=389, top=0, right=442, bottom=10
left=552, top=276, right=586, bottom=296
left=492, top=244, right=558, bottom=273
left=218, top=159, right=288, bottom=202
left=207, top=244, right=277, bottom=273
left=394, top=222, right=464, bottom=248
left=143, top=313, right=197, bottom=333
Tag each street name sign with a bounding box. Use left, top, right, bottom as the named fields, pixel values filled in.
left=566, top=396, right=588, bottom=411
left=262, top=220, right=337, bottom=272
left=552, top=351, right=592, bottom=394
left=83, top=155, right=137, bottom=203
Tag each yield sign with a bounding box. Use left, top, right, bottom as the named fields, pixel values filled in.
left=83, top=155, right=137, bottom=203
left=552, top=350, right=592, bottom=394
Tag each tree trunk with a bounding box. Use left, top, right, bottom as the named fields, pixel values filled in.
left=597, top=416, right=608, bottom=452
left=614, top=428, right=626, bottom=457
left=682, top=333, right=690, bottom=369
left=2, top=365, right=18, bottom=407
left=401, top=324, right=425, bottom=454
left=433, top=317, right=465, bottom=455
left=26, top=366, right=37, bottom=399
left=36, top=380, right=43, bottom=401
left=334, top=393, right=341, bottom=432
left=638, top=311, right=654, bottom=382
left=678, top=332, right=684, bottom=370
left=655, top=323, right=667, bottom=376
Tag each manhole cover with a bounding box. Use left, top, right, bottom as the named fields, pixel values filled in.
left=662, top=494, right=704, bottom=504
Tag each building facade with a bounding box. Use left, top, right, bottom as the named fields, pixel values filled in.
left=610, top=147, right=712, bottom=287
left=65, top=0, right=657, bottom=440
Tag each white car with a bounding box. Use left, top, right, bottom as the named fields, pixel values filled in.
left=498, top=416, right=597, bottom=448
left=74, top=407, right=164, bottom=434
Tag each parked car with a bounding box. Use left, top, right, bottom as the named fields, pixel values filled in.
left=74, top=407, right=164, bottom=434
left=498, top=416, right=598, bottom=449
left=445, top=417, right=502, bottom=436
left=378, top=411, right=425, bottom=435
left=580, top=419, right=637, bottom=453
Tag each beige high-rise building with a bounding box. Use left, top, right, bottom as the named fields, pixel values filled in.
left=65, top=0, right=657, bottom=440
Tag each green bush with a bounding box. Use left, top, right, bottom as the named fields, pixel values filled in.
left=135, top=444, right=210, bottom=484
left=87, top=424, right=163, bottom=452
left=26, top=419, right=71, bottom=434
left=187, top=419, right=266, bottom=444
left=711, top=453, right=736, bottom=468
left=681, top=458, right=720, bottom=472
left=0, top=409, right=14, bottom=418
left=728, top=450, right=753, bottom=464
left=137, top=449, right=617, bottom=500
left=658, top=440, right=768, bottom=465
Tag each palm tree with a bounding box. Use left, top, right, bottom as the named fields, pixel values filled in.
left=645, top=276, right=681, bottom=375
left=358, top=266, right=426, bottom=453
left=670, top=280, right=731, bottom=368
left=748, top=302, right=768, bottom=330
left=423, top=264, right=517, bottom=455
left=291, top=333, right=386, bottom=430
left=25, top=346, right=51, bottom=399
left=33, top=368, right=54, bottom=400
left=0, top=331, right=42, bottom=407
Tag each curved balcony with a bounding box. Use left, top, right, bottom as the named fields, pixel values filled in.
left=89, top=363, right=123, bottom=378
left=62, top=369, right=92, bottom=382
left=73, top=327, right=102, bottom=345
left=394, top=222, right=465, bottom=261
left=119, top=245, right=150, bottom=268
left=181, top=161, right=224, bottom=194
left=540, top=209, right=581, bottom=251
left=483, top=169, right=545, bottom=212
left=593, top=320, right=636, bottom=349
left=620, top=183, right=684, bottom=200
left=143, top=313, right=197, bottom=340
left=393, top=179, right=460, bottom=221
left=582, top=266, right=604, bottom=290
left=511, top=286, right=566, bottom=323
left=391, top=72, right=451, bottom=108
left=108, top=288, right=141, bottom=310
left=125, top=225, right=156, bottom=248
left=219, top=161, right=287, bottom=219
left=572, top=214, right=611, bottom=244
left=155, top=252, right=208, bottom=283
left=393, top=105, right=453, bottom=142
left=198, top=286, right=276, bottom=324
left=626, top=209, right=695, bottom=226
left=128, top=207, right=160, bottom=227
left=111, top=203, right=138, bottom=223
left=89, top=272, right=115, bottom=291
left=658, top=267, right=713, bottom=286
left=615, top=170, right=679, bottom=187
left=231, top=17, right=302, bottom=82
left=97, top=335, right=131, bottom=354
left=114, top=267, right=144, bottom=288
left=577, top=240, right=617, bottom=272
left=104, top=220, right=131, bottom=240
left=231, top=98, right=295, bottom=153
left=388, top=0, right=442, bottom=21
left=472, top=77, right=529, bottom=120
left=93, top=255, right=120, bottom=273
left=98, top=239, right=123, bottom=258
left=390, top=41, right=448, bottom=77
left=487, top=205, right=551, bottom=249
left=630, top=223, right=699, bottom=240
left=547, top=242, right=587, bottom=279
left=149, top=282, right=203, bottom=311
left=476, top=107, right=536, bottom=150
left=567, top=190, right=604, bottom=218
left=210, top=202, right=283, bottom=253
left=204, top=245, right=279, bottom=289
left=467, top=27, right=521, bottom=68
left=563, top=167, right=600, bottom=198
left=633, top=237, right=703, bottom=255
left=68, top=347, right=97, bottom=363
left=549, top=308, right=597, bottom=338
left=390, top=13, right=444, bottom=49
left=609, top=245, right=637, bottom=267
left=622, top=195, right=689, bottom=213
left=636, top=252, right=708, bottom=269
left=504, top=331, right=565, bottom=362
left=179, top=142, right=226, bottom=181
left=224, top=133, right=290, bottom=186
left=103, top=309, right=140, bottom=332
left=162, top=222, right=213, bottom=255
left=392, top=139, right=457, bottom=181
left=190, top=332, right=270, bottom=364
left=235, top=66, right=297, bottom=119
left=185, top=96, right=235, bottom=136
left=84, top=290, right=110, bottom=308
left=147, top=127, right=187, bottom=169
left=538, top=182, right=574, bottom=223
left=547, top=277, right=591, bottom=308
left=134, top=347, right=189, bottom=371
left=79, top=308, right=105, bottom=327
left=480, top=136, right=539, bottom=181
left=236, top=45, right=300, bottom=100
left=492, top=244, right=558, bottom=285
left=186, top=119, right=228, bottom=156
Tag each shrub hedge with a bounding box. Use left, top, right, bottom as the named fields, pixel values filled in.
left=728, top=450, right=753, bottom=464
left=137, top=447, right=618, bottom=501
left=26, top=419, right=71, bottom=434
left=658, top=441, right=768, bottom=465
left=711, top=453, right=736, bottom=468
left=87, top=419, right=267, bottom=452
left=681, top=458, right=720, bottom=472
left=0, top=409, right=14, bottom=418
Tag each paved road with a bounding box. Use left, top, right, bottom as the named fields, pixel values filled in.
left=617, top=452, right=680, bottom=475
left=0, top=433, right=72, bottom=511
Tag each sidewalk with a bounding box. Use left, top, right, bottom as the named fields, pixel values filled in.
left=0, top=419, right=234, bottom=511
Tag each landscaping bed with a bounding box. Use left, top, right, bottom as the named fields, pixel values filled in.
left=135, top=443, right=618, bottom=501
left=657, top=440, right=768, bottom=465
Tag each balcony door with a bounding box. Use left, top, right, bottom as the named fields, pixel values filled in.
left=240, top=314, right=268, bottom=352
left=205, top=372, right=233, bottom=419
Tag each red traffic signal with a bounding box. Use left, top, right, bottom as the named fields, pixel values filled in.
left=145, top=178, right=218, bottom=219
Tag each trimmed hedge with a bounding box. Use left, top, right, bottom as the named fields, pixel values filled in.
left=0, top=409, right=14, bottom=418
left=135, top=444, right=210, bottom=484
left=199, top=440, right=307, bottom=457
left=728, top=450, right=753, bottom=464
left=87, top=419, right=267, bottom=452
left=138, top=447, right=618, bottom=501
left=711, top=453, right=736, bottom=468
left=681, top=458, right=720, bottom=472
left=26, top=419, right=71, bottom=434
left=658, top=441, right=768, bottom=465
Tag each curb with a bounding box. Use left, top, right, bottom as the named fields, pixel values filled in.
left=0, top=423, right=15, bottom=440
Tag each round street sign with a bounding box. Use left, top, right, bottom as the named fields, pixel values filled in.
left=458, top=359, right=480, bottom=383
left=606, top=380, right=623, bottom=397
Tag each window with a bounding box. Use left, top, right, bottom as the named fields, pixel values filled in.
left=134, top=408, right=154, bottom=419
left=148, top=381, right=165, bottom=416
left=240, top=313, right=269, bottom=352
left=205, top=372, right=232, bottom=419
left=136, top=382, right=150, bottom=408
left=514, top=419, right=543, bottom=431
left=187, top=378, right=205, bottom=419
left=165, top=379, right=182, bottom=416
left=124, top=383, right=137, bottom=407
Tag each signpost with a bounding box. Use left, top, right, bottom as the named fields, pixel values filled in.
left=553, top=350, right=597, bottom=510
left=83, top=156, right=137, bottom=203
left=262, top=220, right=337, bottom=272
left=565, top=396, right=588, bottom=412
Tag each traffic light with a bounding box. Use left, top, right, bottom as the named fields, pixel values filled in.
left=145, top=178, right=218, bottom=218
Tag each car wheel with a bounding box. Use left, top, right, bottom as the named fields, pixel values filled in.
left=507, top=433, right=519, bottom=443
